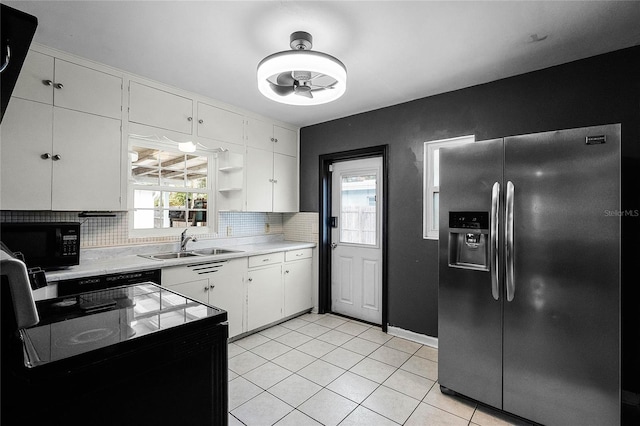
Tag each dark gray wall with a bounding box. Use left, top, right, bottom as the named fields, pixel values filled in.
left=299, top=46, right=640, bottom=387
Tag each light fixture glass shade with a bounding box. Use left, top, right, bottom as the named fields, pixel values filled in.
left=178, top=141, right=197, bottom=153
left=257, top=50, right=347, bottom=106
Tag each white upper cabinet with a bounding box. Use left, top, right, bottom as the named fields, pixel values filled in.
left=51, top=108, right=122, bottom=211
left=197, top=102, right=244, bottom=144
left=0, top=98, right=53, bottom=210
left=12, top=50, right=122, bottom=119
left=245, top=118, right=274, bottom=151
left=245, top=118, right=299, bottom=213
left=273, top=126, right=297, bottom=157
left=273, top=153, right=299, bottom=212
left=128, top=81, right=193, bottom=134
left=54, top=59, right=122, bottom=119
left=246, top=147, right=275, bottom=212
left=246, top=119, right=297, bottom=157
left=245, top=149, right=299, bottom=213
left=0, top=98, right=121, bottom=211
left=12, top=50, right=54, bottom=104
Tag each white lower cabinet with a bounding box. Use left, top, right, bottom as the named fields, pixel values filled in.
left=247, top=264, right=283, bottom=330
left=283, top=249, right=313, bottom=317
left=162, top=258, right=245, bottom=338
left=247, top=249, right=313, bottom=329
left=247, top=252, right=284, bottom=330
left=161, top=249, right=313, bottom=338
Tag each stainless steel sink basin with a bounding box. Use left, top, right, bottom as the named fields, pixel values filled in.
left=140, top=252, right=202, bottom=260
left=192, top=248, right=240, bottom=256
left=139, top=248, right=240, bottom=260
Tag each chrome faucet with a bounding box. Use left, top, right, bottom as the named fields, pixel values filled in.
left=180, top=229, right=197, bottom=251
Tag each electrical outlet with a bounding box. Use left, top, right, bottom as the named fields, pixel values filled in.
left=226, top=226, right=232, bottom=236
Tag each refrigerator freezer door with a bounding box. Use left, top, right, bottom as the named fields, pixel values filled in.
left=438, top=138, right=504, bottom=408
left=502, top=124, right=620, bottom=425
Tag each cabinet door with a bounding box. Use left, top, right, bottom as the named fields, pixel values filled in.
left=245, top=147, right=273, bottom=212
left=51, top=108, right=122, bottom=211
left=165, top=278, right=210, bottom=305
left=129, top=81, right=193, bottom=134
left=283, top=258, right=313, bottom=317
left=273, top=153, right=298, bottom=212
left=247, top=265, right=283, bottom=330
left=0, top=98, right=53, bottom=210
left=12, top=50, right=54, bottom=104
left=197, top=102, right=244, bottom=144
left=273, top=126, right=297, bottom=157
left=208, top=259, right=245, bottom=338
left=245, top=118, right=273, bottom=150
left=54, top=59, right=122, bottom=119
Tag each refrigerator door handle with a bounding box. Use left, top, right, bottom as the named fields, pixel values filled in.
left=490, top=182, right=500, bottom=300
left=505, top=181, right=515, bottom=301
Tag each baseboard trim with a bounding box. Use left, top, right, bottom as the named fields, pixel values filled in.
left=387, top=325, right=438, bottom=349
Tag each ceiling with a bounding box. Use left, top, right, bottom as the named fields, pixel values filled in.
left=6, top=1, right=640, bottom=128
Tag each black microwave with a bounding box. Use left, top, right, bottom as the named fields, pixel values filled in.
left=0, top=222, right=80, bottom=270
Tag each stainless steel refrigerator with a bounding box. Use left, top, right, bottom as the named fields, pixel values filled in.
left=438, top=124, right=620, bottom=425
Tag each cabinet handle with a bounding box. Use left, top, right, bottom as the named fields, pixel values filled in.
left=285, top=270, right=290, bottom=274
left=296, top=253, right=303, bottom=257
left=42, top=79, right=53, bottom=86
left=187, top=116, right=193, bottom=121
left=0, top=44, right=10, bottom=73
left=272, top=179, right=278, bottom=184
left=54, top=83, right=63, bottom=89
left=270, top=137, right=275, bottom=142
left=52, top=154, right=61, bottom=161
left=248, top=278, right=253, bottom=282
left=41, top=153, right=52, bottom=160
left=198, top=119, right=204, bottom=124
left=204, top=286, right=209, bottom=291
left=274, top=138, right=278, bottom=143
left=209, top=284, right=215, bottom=289
left=263, top=258, right=270, bottom=262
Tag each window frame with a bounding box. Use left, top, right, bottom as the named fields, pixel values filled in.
left=423, top=135, right=475, bottom=240
left=127, top=138, right=217, bottom=238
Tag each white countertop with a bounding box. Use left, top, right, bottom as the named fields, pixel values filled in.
left=44, top=239, right=316, bottom=283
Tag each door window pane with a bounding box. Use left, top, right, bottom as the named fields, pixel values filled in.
left=340, top=174, right=377, bottom=245
left=433, top=149, right=440, bottom=187
left=432, top=192, right=439, bottom=230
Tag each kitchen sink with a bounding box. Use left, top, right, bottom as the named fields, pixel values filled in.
left=192, top=248, right=241, bottom=256
left=140, top=252, right=202, bottom=260
left=140, top=248, right=241, bottom=260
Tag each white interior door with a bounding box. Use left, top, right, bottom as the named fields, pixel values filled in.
left=331, top=157, right=383, bottom=324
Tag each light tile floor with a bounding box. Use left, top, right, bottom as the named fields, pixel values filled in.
left=228, top=313, right=532, bottom=426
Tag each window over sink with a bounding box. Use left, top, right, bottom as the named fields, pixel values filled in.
left=128, top=135, right=215, bottom=237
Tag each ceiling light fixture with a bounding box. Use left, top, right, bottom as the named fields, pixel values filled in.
left=257, top=31, right=347, bottom=106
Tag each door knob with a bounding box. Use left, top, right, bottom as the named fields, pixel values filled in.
left=331, top=242, right=338, bottom=249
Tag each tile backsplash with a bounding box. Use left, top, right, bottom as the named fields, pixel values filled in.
left=0, top=210, right=318, bottom=248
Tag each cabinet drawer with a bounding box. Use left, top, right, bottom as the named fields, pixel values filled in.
left=285, top=248, right=312, bottom=262
left=248, top=251, right=284, bottom=268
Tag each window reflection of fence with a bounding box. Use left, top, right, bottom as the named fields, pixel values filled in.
left=341, top=206, right=376, bottom=245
